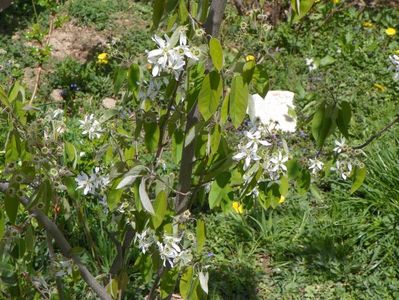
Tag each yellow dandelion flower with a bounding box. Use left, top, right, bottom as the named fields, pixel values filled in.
left=331, top=0, right=340, bottom=4
left=373, top=83, right=385, bottom=92
left=394, top=49, right=399, bottom=55
left=278, top=195, right=286, bottom=204
left=385, top=27, right=397, bottom=36
left=97, top=52, right=109, bottom=64
left=362, top=21, right=374, bottom=29
left=245, top=54, right=256, bottom=62
left=232, top=201, right=244, bottom=214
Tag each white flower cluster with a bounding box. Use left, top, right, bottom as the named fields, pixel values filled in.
left=234, top=125, right=291, bottom=181
left=75, top=167, right=110, bottom=195
left=134, top=230, right=193, bottom=268
left=79, top=114, right=103, bottom=140
left=389, top=55, right=399, bottom=80
left=331, top=137, right=355, bottom=180
left=147, top=28, right=199, bottom=80
left=233, top=129, right=271, bottom=170
left=305, top=57, right=317, bottom=72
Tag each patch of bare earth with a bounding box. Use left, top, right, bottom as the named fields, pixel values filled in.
left=48, top=21, right=108, bottom=62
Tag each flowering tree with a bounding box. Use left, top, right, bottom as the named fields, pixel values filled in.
left=2, top=0, right=397, bottom=299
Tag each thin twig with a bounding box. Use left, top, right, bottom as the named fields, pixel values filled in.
left=352, top=115, right=399, bottom=150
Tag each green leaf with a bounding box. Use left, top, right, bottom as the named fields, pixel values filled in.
left=337, top=101, right=351, bottom=138
left=8, top=81, right=25, bottom=103
left=172, top=129, right=184, bottom=164
left=116, top=166, right=147, bottom=189
left=279, top=176, right=289, bottom=196
left=320, top=55, right=336, bottom=67
left=252, top=64, right=269, bottom=97
left=151, top=191, right=167, bottom=229
left=139, top=178, right=155, bottom=215
left=106, top=278, right=119, bottom=298
left=127, top=64, right=140, bottom=93
left=180, top=266, right=194, bottom=299
left=210, top=124, right=221, bottom=155
left=144, top=121, right=160, bottom=152
left=0, top=86, right=11, bottom=107
left=350, top=166, right=366, bottom=194
left=311, top=103, right=337, bottom=148
left=160, top=269, right=178, bottom=298
left=209, top=38, right=223, bottom=71
left=5, top=131, right=21, bottom=163
left=113, top=67, right=127, bottom=94
left=5, top=193, right=19, bottom=224
left=208, top=173, right=232, bottom=209
left=297, top=169, right=311, bottom=194
left=229, top=75, right=249, bottom=128
left=196, top=220, right=205, bottom=254
left=295, top=0, right=301, bottom=15
left=198, top=71, right=223, bottom=121
left=291, top=0, right=315, bottom=20
left=287, top=159, right=301, bottom=179
left=220, top=92, right=229, bottom=126
left=65, top=142, right=77, bottom=169
left=24, top=225, right=35, bottom=254
left=152, top=0, right=165, bottom=29
left=178, top=0, right=188, bottom=23
left=107, top=187, right=124, bottom=211
left=0, top=211, right=5, bottom=241
left=242, top=60, right=256, bottom=84
left=34, top=180, right=53, bottom=214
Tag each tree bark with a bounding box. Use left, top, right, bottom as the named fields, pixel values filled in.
left=0, top=0, right=12, bottom=12
left=174, top=0, right=227, bottom=214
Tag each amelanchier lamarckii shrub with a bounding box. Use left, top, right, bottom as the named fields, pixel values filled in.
left=0, top=0, right=388, bottom=299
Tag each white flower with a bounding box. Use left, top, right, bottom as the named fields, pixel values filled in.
left=52, top=109, right=64, bottom=119
left=334, top=160, right=353, bottom=180
left=75, top=172, right=94, bottom=195
left=135, top=230, right=154, bottom=254
left=305, top=57, right=317, bottom=71
left=147, top=29, right=198, bottom=79
left=233, top=144, right=261, bottom=170
left=174, top=250, right=193, bottom=267
left=247, top=91, right=296, bottom=133
left=244, top=129, right=271, bottom=149
left=157, top=235, right=182, bottom=267
left=269, top=151, right=288, bottom=172
left=75, top=168, right=109, bottom=195
left=147, top=35, right=172, bottom=77
left=333, top=137, right=346, bottom=154
left=389, top=55, right=399, bottom=80
left=309, top=158, right=324, bottom=174
left=79, top=114, right=103, bottom=140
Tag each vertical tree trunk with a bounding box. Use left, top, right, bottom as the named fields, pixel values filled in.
left=175, top=0, right=227, bottom=214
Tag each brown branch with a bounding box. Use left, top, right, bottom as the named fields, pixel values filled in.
left=0, top=183, right=111, bottom=300
left=174, top=0, right=227, bottom=214
left=352, top=115, right=399, bottom=150
left=47, top=232, right=66, bottom=300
